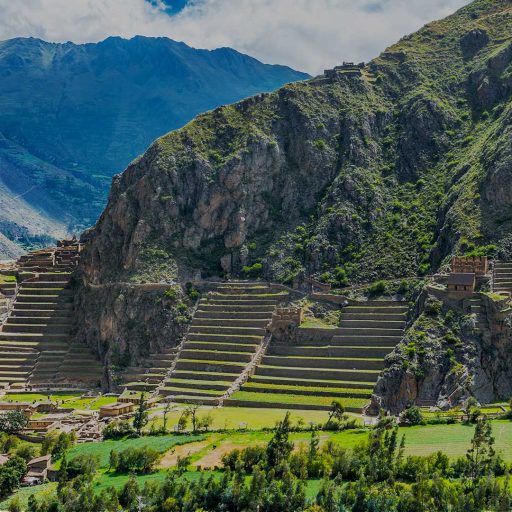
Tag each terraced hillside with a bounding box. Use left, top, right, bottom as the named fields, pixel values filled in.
left=160, top=283, right=286, bottom=404
left=120, top=348, right=178, bottom=393
left=493, top=262, right=512, bottom=294
left=228, top=300, right=408, bottom=412
left=0, top=246, right=102, bottom=389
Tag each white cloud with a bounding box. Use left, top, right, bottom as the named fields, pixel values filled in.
left=0, top=0, right=470, bottom=74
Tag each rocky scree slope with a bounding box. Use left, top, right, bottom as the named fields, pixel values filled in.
left=78, top=0, right=512, bottom=382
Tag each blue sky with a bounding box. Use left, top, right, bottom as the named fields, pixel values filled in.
left=0, top=0, right=470, bottom=74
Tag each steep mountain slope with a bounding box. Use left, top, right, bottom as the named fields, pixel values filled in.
left=82, top=0, right=512, bottom=288
left=0, top=36, right=309, bottom=253
left=76, top=0, right=512, bottom=393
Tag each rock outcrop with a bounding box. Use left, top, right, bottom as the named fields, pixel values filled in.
left=372, top=294, right=512, bottom=414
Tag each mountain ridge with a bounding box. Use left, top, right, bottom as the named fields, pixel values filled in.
left=0, top=35, right=309, bottom=257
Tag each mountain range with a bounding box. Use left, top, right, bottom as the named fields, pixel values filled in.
left=0, top=36, right=308, bottom=258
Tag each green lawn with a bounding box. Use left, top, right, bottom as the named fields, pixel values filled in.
left=228, top=391, right=368, bottom=409
left=67, top=434, right=204, bottom=468
left=1, top=393, right=118, bottom=411
left=148, top=406, right=337, bottom=431
left=3, top=393, right=81, bottom=403
left=0, top=483, right=57, bottom=510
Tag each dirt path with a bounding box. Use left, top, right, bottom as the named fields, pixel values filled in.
left=159, top=440, right=210, bottom=468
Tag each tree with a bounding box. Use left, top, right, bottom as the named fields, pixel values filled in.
left=465, top=416, right=496, bottom=480
left=184, top=404, right=201, bottom=433
left=177, top=409, right=190, bottom=432
left=109, top=450, right=119, bottom=472
left=52, top=432, right=75, bottom=460
left=0, top=411, right=28, bottom=435
left=14, top=443, right=36, bottom=462
left=266, top=412, right=294, bottom=471
left=197, top=412, right=213, bottom=432
left=328, top=401, right=346, bottom=424
left=0, top=456, right=27, bottom=497
left=133, top=393, right=149, bottom=436
left=162, top=400, right=174, bottom=434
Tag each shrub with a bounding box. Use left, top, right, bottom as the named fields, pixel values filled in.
left=400, top=406, right=425, bottom=426
left=314, top=139, right=326, bottom=150
left=425, top=299, right=442, bottom=316
left=67, top=454, right=100, bottom=479
left=103, top=420, right=135, bottom=440
left=242, top=262, right=263, bottom=277
left=367, top=280, right=387, bottom=297
left=113, top=446, right=161, bottom=473
left=164, top=286, right=180, bottom=301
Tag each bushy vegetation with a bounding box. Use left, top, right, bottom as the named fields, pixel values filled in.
left=25, top=414, right=512, bottom=512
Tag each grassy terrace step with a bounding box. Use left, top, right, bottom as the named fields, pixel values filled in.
left=227, top=391, right=369, bottom=409
left=171, top=370, right=240, bottom=381
left=339, top=320, right=405, bottom=328
left=269, top=345, right=393, bottom=358
left=191, top=318, right=269, bottom=328
left=13, top=303, right=73, bottom=311
left=189, top=326, right=265, bottom=336
left=161, top=378, right=233, bottom=391
left=336, top=327, right=404, bottom=336
left=195, top=311, right=272, bottom=320
left=180, top=349, right=253, bottom=363
left=0, top=332, right=69, bottom=341
left=7, top=317, right=72, bottom=324
left=344, top=306, right=408, bottom=314
left=331, top=336, right=401, bottom=347
left=160, top=387, right=225, bottom=397
left=256, top=365, right=380, bottom=382
left=262, top=355, right=385, bottom=371
left=2, top=324, right=71, bottom=334
left=175, top=359, right=247, bottom=373
left=202, top=299, right=279, bottom=306
left=198, top=304, right=275, bottom=313
left=171, top=396, right=220, bottom=405
left=188, top=333, right=262, bottom=344
left=185, top=341, right=258, bottom=352
left=241, top=381, right=373, bottom=397
left=341, top=313, right=407, bottom=321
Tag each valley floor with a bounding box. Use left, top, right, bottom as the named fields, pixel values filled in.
left=3, top=412, right=511, bottom=510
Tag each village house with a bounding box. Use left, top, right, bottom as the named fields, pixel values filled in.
left=99, top=402, right=135, bottom=419
left=447, top=273, right=476, bottom=297
left=23, top=455, right=52, bottom=486
left=0, top=402, right=34, bottom=416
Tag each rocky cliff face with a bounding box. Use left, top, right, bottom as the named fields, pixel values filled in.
left=372, top=293, right=512, bottom=414
left=77, top=0, right=512, bottom=393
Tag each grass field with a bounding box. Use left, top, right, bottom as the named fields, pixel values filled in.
left=228, top=391, right=368, bottom=409
left=2, top=393, right=118, bottom=411
left=67, top=434, right=204, bottom=467
left=148, top=406, right=339, bottom=431
left=3, top=393, right=81, bottom=403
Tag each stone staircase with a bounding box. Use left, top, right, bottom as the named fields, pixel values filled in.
left=493, top=262, right=512, bottom=294
left=229, top=300, right=408, bottom=412
left=0, top=245, right=102, bottom=389
left=159, top=282, right=286, bottom=404
left=469, top=296, right=487, bottom=331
